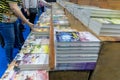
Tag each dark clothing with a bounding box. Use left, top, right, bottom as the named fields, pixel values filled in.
left=0, top=33, right=5, bottom=48
left=41, top=6, right=45, bottom=12
left=21, top=8, right=29, bottom=19
left=29, top=12, right=37, bottom=24
left=14, top=21, right=25, bottom=50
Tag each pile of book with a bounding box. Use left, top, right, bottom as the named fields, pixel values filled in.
left=16, top=11, right=50, bottom=70
left=80, top=8, right=120, bottom=27
left=54, top=31, right=101, bottom=70
left=57, top=1, right=120, bottom=37
left=1, top=60, right=49, bottom=80
left=52, top=4, right=70, bottom=28
left=89, top=18, right=120, bottom=36
left=16, top=53, right=49, bottom=70
left=34, top=11, right=51, bottom=36
left=18, top=32, right=50, bottom=70
left=53, top=15, right=69, bottom=27
left=20, top=32, right=49, bottom=54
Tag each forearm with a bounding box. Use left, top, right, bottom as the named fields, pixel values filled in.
left=41, top=0, right=51, bottom=6
left=9, top=2, right=33, bottom=29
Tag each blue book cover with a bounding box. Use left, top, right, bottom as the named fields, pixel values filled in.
left=56, top=32, right=80, bottom=42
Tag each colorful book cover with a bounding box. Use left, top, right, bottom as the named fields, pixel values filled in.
left=56, top=32, right=80, bottom=42
left=78, top=32, right=100, bottom=42
left=92, top=18, right=111, bottom=24
left=30, top=45, right=49, bottom=54
left=20, top=70, right=49, bottom=80
left=53, top=20, right=69, bottom=25
left=2, top=70, right=49, bottom=80
left=36, top=27, right=50, bottom=33
left=19, top=53, right=48, bottom=65
left=108, top=18, right=120, bottom=24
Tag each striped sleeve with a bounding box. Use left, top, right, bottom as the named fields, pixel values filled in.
left=6, top=0, right=19, bottom=3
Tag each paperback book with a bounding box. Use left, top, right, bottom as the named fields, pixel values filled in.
left=56, top=62, right=96, bottom=70
left=18, top=53, right=49, bottom=70
left=55, top=31, right=100, bottom=46
left=89, top=17, right=120, bottom=36
left=2, top=70, right=49, bottom=80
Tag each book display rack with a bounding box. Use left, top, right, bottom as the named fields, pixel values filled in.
left=1, top=0, right=120, bottom=80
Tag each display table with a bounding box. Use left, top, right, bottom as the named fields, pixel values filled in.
left=49, top=7, right=120, bottom=80
left=49, top=7, right=97, bottom=80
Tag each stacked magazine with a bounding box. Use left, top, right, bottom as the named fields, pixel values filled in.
left=89, top=18, right=120, bottom=36
left=17, top=31, right=50, bottom=70
left=55, top=31, right=101, bottom=70
left=20, top=32, right=49, bottom=54
left=15, top=53, right=49, bottom=70
left=52, top=4, right=70, bottom=28
left=35, top=11, right=51, bottom=36
left=16, top=11, right=51, bottom=71
left=1, top=61, right=49, bottom=80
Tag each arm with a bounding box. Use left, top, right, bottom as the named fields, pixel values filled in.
left=40, top=0, right=51, bottom=6
left=9, top=2, right=33, bottom=29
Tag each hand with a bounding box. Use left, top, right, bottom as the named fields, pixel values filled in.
left=28, top=22, right=34, bottom=29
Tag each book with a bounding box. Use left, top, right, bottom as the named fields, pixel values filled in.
left=53, top=14, right=68, bottom=21
left=2, top=70, right=49, bottom=80
left=56, top=62, right=96, bottom=70
left=78, top=32, right=100, bottom=42
left=108, top=18, right=120, bottom=24
left=56, top=54, right=98, bottom=58
left=24, top=36, right=49, bottom=45
left=18, top=53, right=49, bottom=70
left=55, top=31, right=100, bottom=46
left=56, top=46, right=100, bottom=51
left=30, top=44, right=49, bottom=54
left=89, top=18, right=120, bottom=36
left=20, top=33, right=50, bottom=53
left=90, top=9, right=120, bottom=18
left=56, top=60, right=96, bottom=64
left=56, top=31, right=80, bottom=43
left=56, top=50, right=99, bottom=54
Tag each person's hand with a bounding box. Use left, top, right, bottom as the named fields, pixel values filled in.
left=28, top=22, right=34, bottom=29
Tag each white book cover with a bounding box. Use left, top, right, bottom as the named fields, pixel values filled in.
left=2, top=70, right=49, bottom=80
left=20, top=70, right=49, bottom=80
left=19, top=53, right=49, bottom=66
left=78, top=32, right=100, bottom=42
left=89, top=18, right=120, bottom=36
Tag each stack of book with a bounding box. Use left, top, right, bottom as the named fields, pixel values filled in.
left=75, top=7, right=120, bottom=27
left=20, top=32, right=49, bottom=54
left=58, top=1, right=120, bottom=30
left=52, top=3, right=64, bottom=12
left=54, top=31, right=101, bottom=70
left=35, top=12, right=51, bottom=36
left=89, top=9, right=120, bottom=18
left=53, top=17, right=69, bottom=27
left=1, top=60, right=49, bottom=80
left=17, top=53, right=49, bottom=70
left=52, top=5, right=70, bottom=28
left=17, top=31, right=50, bottom=70
left=89, top=18, right=120, bottom=36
